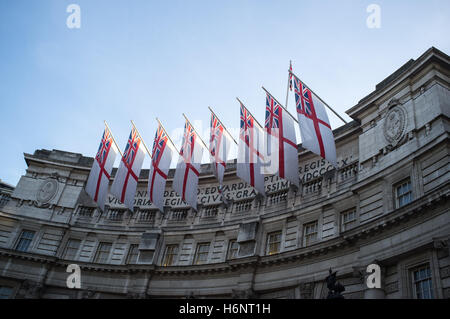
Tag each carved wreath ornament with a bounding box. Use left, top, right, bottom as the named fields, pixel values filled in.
left=383, top=101, right=407, bottom=147
left=36, top=178, right=58, bottom=204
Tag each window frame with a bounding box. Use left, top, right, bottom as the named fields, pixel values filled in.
left=227, top=239, right=239, bottom=260
left=394, top=178, right=413, bottom=208
left=410, top=263, right=434, bottom=299
left=193, top=242, right=210, bottom=265
left=162, top=244, right=179, bottom=267
left=93, top=242, right=112, bottom=264
left=63, top=238, right=81, bottom=261
left=266, top=231, right=282, bottom=256
left=303, top=221, right=318, bottom=247
left=340, top=208, right=357, bottom=232
left=14, top=229, right=36, bottom=252
left=125, top=244, right=140, bottom=265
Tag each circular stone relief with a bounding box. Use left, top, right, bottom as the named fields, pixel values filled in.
left=36, top=178, right=58, bottom=204
left=383, top=105, right=407, bottom=146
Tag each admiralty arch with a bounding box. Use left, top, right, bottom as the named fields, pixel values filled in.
left=0, top=47, right=449, bottom=299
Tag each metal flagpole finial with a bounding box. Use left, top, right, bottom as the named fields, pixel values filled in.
left=208, top=106, right=238, bottom=145
left=130, top=120, right=152, bottom=159
left=103, top=120, right=123, bottom=157
left=182, top=113, right=209, bottom=151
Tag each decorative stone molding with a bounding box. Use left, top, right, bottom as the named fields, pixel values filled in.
left=383, top=100, right=407, bottom=148
left=433, top=237, right=450, bottom=258
left=35, top=176, right=59, bottom=207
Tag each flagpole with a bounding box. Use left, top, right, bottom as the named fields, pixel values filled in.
left=182, top=113, right=209, bottom=151
left=262, top=86, right=299, bottom=124
left=104, top=120, right=123, bottom=157
left=156, top=117, right=180, bottom=154
left=285, top=60, right=291, bottom=108
left=235, top=97, right=265, bottom=130
left=130, top=120, right=153, bottom=159
left=289, top=70, right=348, bottom=124
left=208, top=106, right=238, bottom=145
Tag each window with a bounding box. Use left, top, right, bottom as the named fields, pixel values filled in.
left=266, top=231, right=282, bottom=255
left=162, top=244, right=179, bottom=266
left=0, top=286, right=13, bottom=299
left=63, top=239, right=81, bottom=260
left=227, top=239, right=239, bottom=260
left=303, top=221, right=318, bottom=246
left=193, top=243, right=210, bottom=265
left=395, top=179, right=412, bottom=208
left=15, top=230, right=35, bottom=252
left=126, top=244, right=139, bottom=264
left=341, top=209, right=357, bottom=232
left=411, top=264, right=434, bottom=299
left=94, top=242, right=112, bottom=264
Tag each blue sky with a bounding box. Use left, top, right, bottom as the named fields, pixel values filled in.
left=0, top=0, right=449, bottom=186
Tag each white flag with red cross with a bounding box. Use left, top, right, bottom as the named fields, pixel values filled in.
left=237, top=101, right=266, bottom=196
left=173, top=120, right=204, bottom=210
left=209, top=111, right=232, bottom=186
left=292, top=74, right=337, bottom=167
left=110, top=126, right=146, bottom=210
left=148, top=123, right=175, bottom=212
left=264, top=91, right=300, bottom=187
left=85, top=126, right=118, bottom=210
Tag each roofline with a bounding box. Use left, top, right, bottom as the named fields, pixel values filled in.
left=346, top=47, right=450, bottom=119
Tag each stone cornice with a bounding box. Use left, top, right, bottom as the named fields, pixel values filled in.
left=1, top=183, right=447, bottom=276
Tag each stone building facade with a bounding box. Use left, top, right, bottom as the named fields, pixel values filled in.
left=0, top=47, right=448, bottom=299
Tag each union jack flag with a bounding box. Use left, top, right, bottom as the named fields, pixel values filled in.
left=294, top=79, right=313, bottom=117
left=123, top=127, right=141, bottom=168
left=180, top=122, right=196, bottom=164
left=265, top=94, right=282, bottom=134
left=237, top=101, right=265, bottom=195
left=95, top=128, right=113, bottom=168
left=152, top=125, right=168, bottom=164
left=240, top=103, right=254, bottom=147
left=292, top=73, right=336, bottom=167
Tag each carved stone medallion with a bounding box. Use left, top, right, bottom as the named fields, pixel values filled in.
left=36, top=178, right=58, bottom=204
left=383, top=104, right=407, bottom=147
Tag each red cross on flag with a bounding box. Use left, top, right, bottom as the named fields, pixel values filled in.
left=110, top=126, right=146, bottom=210
left=209, top=111, right=231, bottom=186
left=173, top=120, right=204, bottom=210
left=264, top=92, right=300, bottom=187
left=237, top=101, right=266, bottom=196
left=292, top=74, right=337, bottom=167
left=148, top=123, right=174, bottom=212
left=85, top=126, right=118, bottom=210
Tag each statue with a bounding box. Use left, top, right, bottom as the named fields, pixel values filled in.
left=325, top=268, right=345, bottom=299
